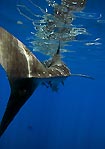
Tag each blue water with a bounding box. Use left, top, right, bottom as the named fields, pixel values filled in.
left=0, top=0, right=105, bottom=149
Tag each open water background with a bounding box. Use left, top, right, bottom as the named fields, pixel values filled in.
left=0, top=0, right=105, bottom=149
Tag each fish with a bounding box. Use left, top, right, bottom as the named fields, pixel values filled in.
left=0, top=27, right=70, bottom=137
left=0, top=27, right=93, bottom=137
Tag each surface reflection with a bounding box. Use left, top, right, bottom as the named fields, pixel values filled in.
left=17, top=0, right=87, bottom=55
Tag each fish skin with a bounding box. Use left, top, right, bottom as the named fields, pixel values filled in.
left=0, top=27, right=70, bottom=137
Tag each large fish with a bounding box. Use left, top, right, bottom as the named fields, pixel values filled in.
left=0, top=27, right=93, bottom=137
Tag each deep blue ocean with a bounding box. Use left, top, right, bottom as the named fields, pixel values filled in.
left=0, top=0, right=105, bottom=149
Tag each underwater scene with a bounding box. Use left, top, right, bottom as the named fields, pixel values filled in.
left=0, top=0, right=105, bottom=148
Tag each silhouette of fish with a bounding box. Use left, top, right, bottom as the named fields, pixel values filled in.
left=0, top=27, right=93, bottom=137
left=0, top=27, right=71, bottom=137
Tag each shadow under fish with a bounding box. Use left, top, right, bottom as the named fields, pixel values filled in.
left=0, top=27, right=93, bottom=137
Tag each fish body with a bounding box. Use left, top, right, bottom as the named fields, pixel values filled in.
left=0, top=27, right=70, bottom=136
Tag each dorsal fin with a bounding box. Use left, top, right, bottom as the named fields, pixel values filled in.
left=47, top=41, right=61, bottom=67
left=56, top=40, right=60, bottom=55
